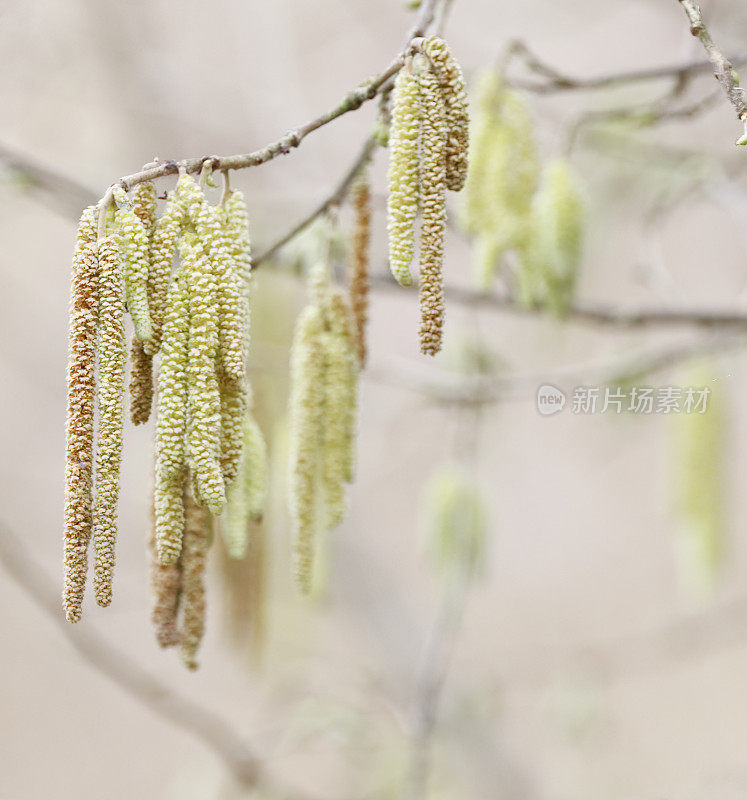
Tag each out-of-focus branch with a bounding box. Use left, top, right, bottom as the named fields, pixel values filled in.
left=372, top=273, right=747, bottom=330
left=0, top=141, right=98, bottom=217
left=677, top=0, right=747, bottom=144
left=367, top=334, right=742, bottom=406
left=504, top=38, right=747, bottom=95
left=0, top=524, right=319, bottom=800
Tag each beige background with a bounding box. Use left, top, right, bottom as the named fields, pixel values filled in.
left=2, top=0, right=747, bottom=798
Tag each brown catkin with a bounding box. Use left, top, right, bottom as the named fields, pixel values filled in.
left=420, top=36, right=469, bottom=192
left=179, top=492, right=211, bottom=670
left=350, top=173, right=371, bottom=366
left=149, top=488, right=182, bottom=648
left=63, top=206, right=99, bottom=622
left=129, top=182, right=158, bottom=423
left=93, top=234, right=127, bottom=606
left=129, top=340, right=153, bottom=425
left=415, top=59, right=448, bottom=356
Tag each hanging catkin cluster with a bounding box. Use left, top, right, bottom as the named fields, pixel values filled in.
left=461, top=69, right=586, bottom=310
left=288, top=264, right=360, bottom=593
left=63, top=170, right=256, bottom=627
left=461, top=71, right=539, bottom=291
left=386, top=35, right=469, bottom=356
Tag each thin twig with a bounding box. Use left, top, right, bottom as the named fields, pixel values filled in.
left=254, top=137, right=378, bottom=266
left=0, top=524, right=319, bottom=800
left=99, top=0, right=440, bottom=202
left=677, top=0, right=747, bottom=144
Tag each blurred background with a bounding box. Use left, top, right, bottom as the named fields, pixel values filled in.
left=3, top=0, right=747, bottom=798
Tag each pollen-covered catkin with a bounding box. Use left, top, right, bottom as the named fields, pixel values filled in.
left=320, top=293, right=359, bottom=527
left=129, top=181, right=158, bottom=424
left=181, top=181, right=226, bottom=515
left=420, top=36, right=469, bottom=191
left=179, top=492, right=211, bottom=670
left=350, top=173, right=371, bottom=366
left=129, top=339, right=153, bottom=425
left=155, top=260, right=191, bottom=565
left=150, top=490, right=182, bottom=648
left=522, top=159, right=584, bottom=315
left=93, top=234, right=127, bottom=607
left=222, top=409, right=268, bottom=560
left=387, top=60, right=421, bottom=287
left=288, top=304, right=325, bottom=593
left=63, top=206, right=99, bottom=623
left=115, top=206, right=152, bottom=343
left=415, top=59, right=448, bottom=356
left=145, top=175, right=188, bottom=355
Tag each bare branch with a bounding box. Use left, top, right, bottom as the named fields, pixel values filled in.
left=677, top=0, right=747, bottom=144
left=371, top=273, right=747, bottom=330
left=505, top=38, right=747, bottom=95
left=100, top=0, right=442, bottom=199
left=0, top=524, right=320, bottom=800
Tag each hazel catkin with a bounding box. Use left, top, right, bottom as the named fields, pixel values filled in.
left=420, top=36, right=469, bottom=191
left=350, top=173, right=371, bottom=366
left=387, top=60, right=421, bottom=287
left=288, top=303, right=325, bottom=593
left=179, top=491, right=212, bottom=670
left=93, top=233, right=127, bottom=607
left=415, top=58, right=448, bottom=356
left=63, top=206, right=99, bottom=622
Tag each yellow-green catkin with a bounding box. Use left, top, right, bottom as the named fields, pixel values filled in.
left=320, top=293, right=359, bottom=527
left=179, top=491, right=212, bottom=670
left=63, top=206, right=99, bottom=623
left=181, top=181, right=226, bottom=515
left=115, top=204, right=152, bottom=343
left=288, top=303, right=325, bottom=593
left=222, top=407, right=268, bottom=560
left=350, top=172, right=371, bottom=366
left=420, top=36, right=469, bottom=191
left=387, top=60, right=421, bottom=287
left=424, top=463, right=487, bottom=581
left=673, top=368, right=726, bottom=598
left=155, top=259, right=191, bottom=565
left=462, top=71, right=539, bottom=289
left=415, top=56, right=448, bottom=356
left=129, top=181, right=158, bottom=425
left=145, top=175, right=188, bottom=355
left=521, top=159, right=584, bottom=315
left=216, top=192, right=253, bottom=485
left=92, top=234, right=127, bottom=607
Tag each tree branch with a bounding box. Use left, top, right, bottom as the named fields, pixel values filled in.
left=505, top=38, right=747, bottom=95
left=677, top=0, right=747, bottom=144
left=0, top=523, right=320, bottom=800
left=371, top=273, right=747, bottom=330
left=102, top=0, right=441, bottom=199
